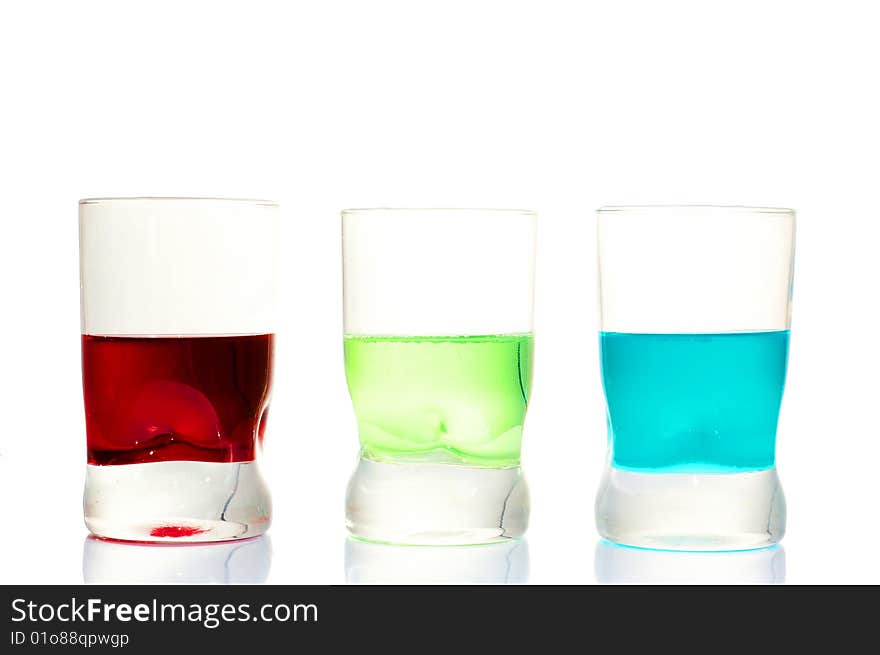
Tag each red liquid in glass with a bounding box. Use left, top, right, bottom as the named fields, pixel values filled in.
left=82, top=335, right=273, bottom=465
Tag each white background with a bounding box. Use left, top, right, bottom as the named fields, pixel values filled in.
left=1, top=0, right=878, bottom=584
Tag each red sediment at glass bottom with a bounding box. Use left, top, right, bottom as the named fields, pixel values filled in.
left=149, top=525, right=208, bottom=538
left=82, top=334, right=273, bottom=465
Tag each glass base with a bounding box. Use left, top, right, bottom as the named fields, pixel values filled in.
left=596, top=466, right=785, bottom=551
left=345, top=457, right=529, bottom=545
left=83, top=461, right=271, bottom=543
left=83, top=535, right=272, bottom=583
left=594, top=540, right=786, bottom=583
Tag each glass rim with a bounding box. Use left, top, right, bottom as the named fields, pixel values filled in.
left=342, top=207, right=536, bottom=217
left=597, top=204, right=794, bottom=216
left=79, top=197, right=279, bottom=208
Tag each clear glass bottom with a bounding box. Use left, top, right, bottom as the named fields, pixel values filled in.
left=82, top=535, right=272, bottom=583
left=345, top=457, right=529, bottom=545
left=594, top=540, right=786, bottom=583
left=345, top=537, right=529, bottom=583
left=596, top=466, right=785, bottom=551
left=83, top=461, right=271, bottom=543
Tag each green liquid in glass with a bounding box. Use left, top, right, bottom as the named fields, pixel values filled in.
left=344, top=334, right=533, bottom=468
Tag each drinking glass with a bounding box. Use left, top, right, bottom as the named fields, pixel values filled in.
left=80, top=198, right=279, bottom=542
left=596, top=206, right=795, bottom=550
left=342, top=208, right=537, bottom=544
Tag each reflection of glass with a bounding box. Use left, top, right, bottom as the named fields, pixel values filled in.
left=83, top=535, right=272, bottom=584
left=345, top=538, right=529, bottom=584
left=596, top=206, right=795, bottom=551
left=594, top=540, right=785, bottom=584
left=343, top=209, right=536, bottom=545
left=80, top=198, right=278, bottom=542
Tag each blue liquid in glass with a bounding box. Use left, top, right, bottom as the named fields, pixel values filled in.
left=600, top=331, right=789, bottom=473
